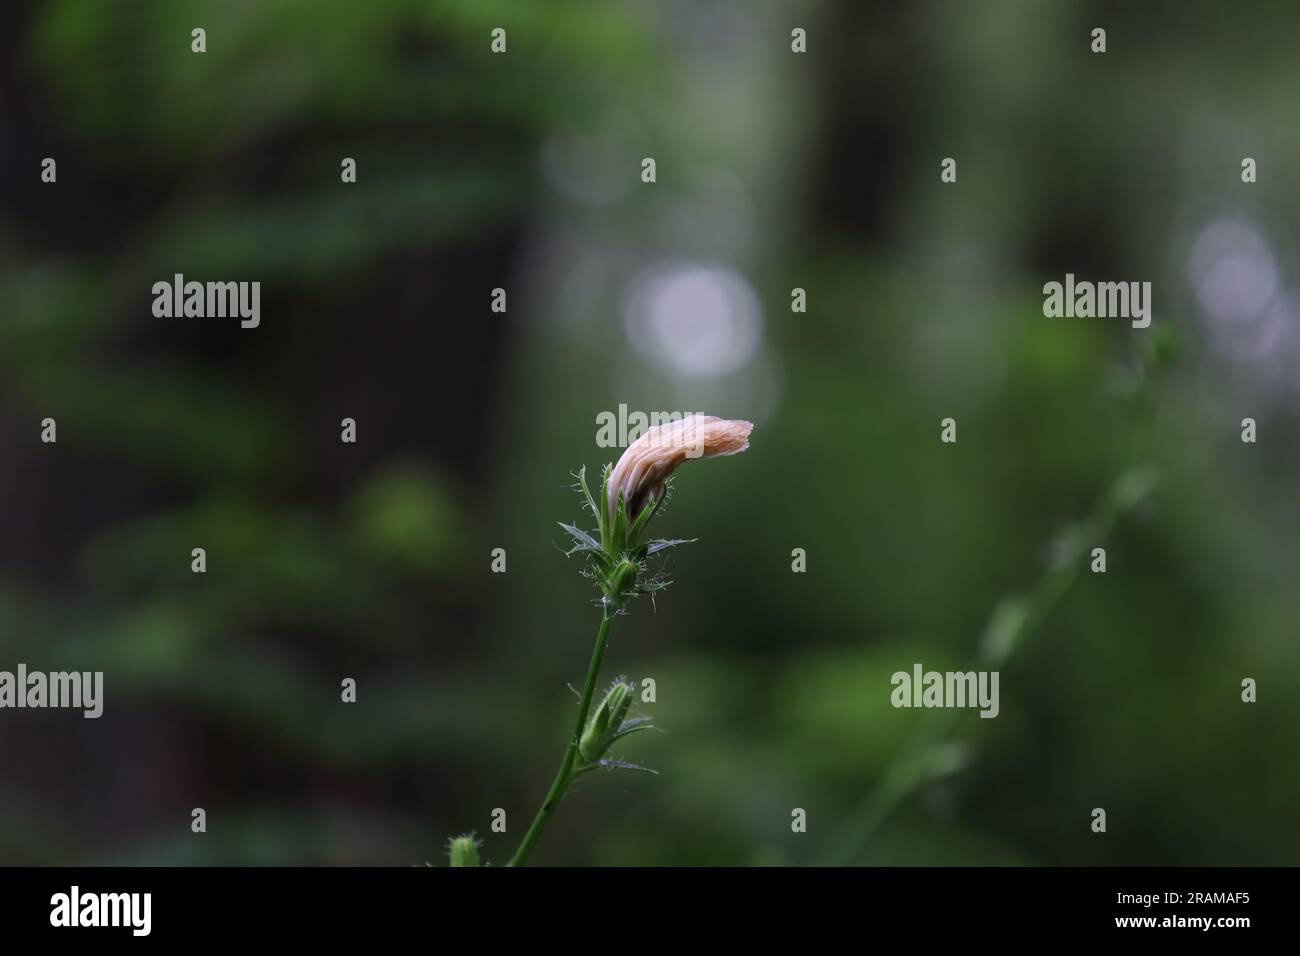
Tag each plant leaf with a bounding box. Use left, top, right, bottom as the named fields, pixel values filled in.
left=596, top=758, right=658, bottom=775
left=609, top=719, right=657, bottom=744
left=557, top=521, right=601, bottom=552
left=645, top=537, right=695, bottom=555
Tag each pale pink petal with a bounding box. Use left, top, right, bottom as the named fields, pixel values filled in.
left=608, top=414, right=753, bottom=519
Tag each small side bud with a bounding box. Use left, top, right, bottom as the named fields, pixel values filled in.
left=448, top=834, right=481, bottom=867
left=579, top=679, right=636, bottom=764
left=603, top=559, right=639, bottom=608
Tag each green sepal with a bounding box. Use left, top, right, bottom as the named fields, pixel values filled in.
left=626, top=486, right=667, bottom=546
left=608, top=716, right=657, bottom=745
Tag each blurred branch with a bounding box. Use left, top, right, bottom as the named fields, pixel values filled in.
left=820, top=329, right=1176, bottom=865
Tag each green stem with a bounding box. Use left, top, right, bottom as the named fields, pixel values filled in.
left=509, top=611, right=615, bottom=867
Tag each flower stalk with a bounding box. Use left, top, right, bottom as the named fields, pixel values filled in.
left=508, top=610, right=616, bottom=868
left=498, top=415, right=752, bottom=866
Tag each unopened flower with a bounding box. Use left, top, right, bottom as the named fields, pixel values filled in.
left=559, top=414, right=754, bottom=612
left=577, top=676, right=657, bottom=772
left=607, top=415, right=754, bottom=521
left=578, top=678, right=636, bottom=764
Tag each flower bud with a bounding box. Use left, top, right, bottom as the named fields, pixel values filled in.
left=579, top=679, right=636, bottom=764
left=448, top=834, right=481, bottom=867
left=608, top=415, right=753, bottom=521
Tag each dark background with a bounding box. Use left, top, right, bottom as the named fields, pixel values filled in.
left=1, top=0, right=1297, bottom=866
